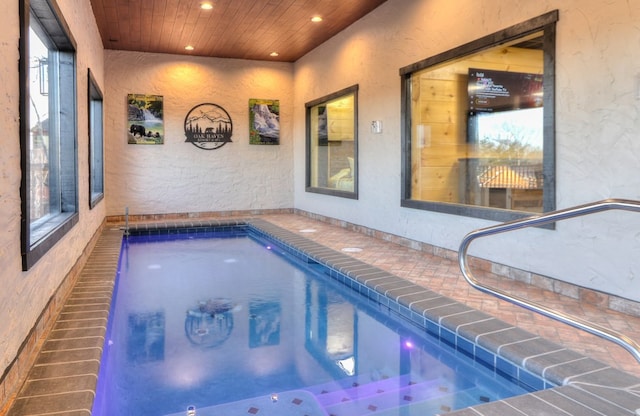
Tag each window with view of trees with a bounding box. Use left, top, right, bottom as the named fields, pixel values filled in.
left=20, top=0, right=78, bottom=270
left=400, top=12, right=557, bottom=222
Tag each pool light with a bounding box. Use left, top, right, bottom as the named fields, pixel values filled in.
left=341, top=247, right=363, bottom=253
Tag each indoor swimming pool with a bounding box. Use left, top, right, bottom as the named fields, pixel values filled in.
left=91, top=226, right=538, bottom=416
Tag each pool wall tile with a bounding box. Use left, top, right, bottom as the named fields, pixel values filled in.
left=518, top=369, right=545, bottom=391
left=456, top=336, right=475, bottom=357
left=475, top=346, right=497, bottom=369
left=440, top=328, right=457, bottom=346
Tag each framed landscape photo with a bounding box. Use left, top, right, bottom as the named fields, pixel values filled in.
left=249, top=98, right=280, bottom=145
left=127, top=94, right=164, bottom=144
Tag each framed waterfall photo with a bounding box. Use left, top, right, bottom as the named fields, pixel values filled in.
left=127, top=94, right=164, bottom=145
left=249, top=98, right=280, bottom=145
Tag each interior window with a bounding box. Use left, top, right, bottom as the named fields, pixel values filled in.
left=21, top=0, right=78, bottom=270
left=400, top=12, right=557, bottom=222
left=306, top=85, right=358, bottom=199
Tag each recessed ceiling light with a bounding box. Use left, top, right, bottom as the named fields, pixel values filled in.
left=200, top=2, right=213, bottom=10
left=270, top=51, right=279, bottom=57
left=185, top=45, right=195, bottom=51
left=311, top=16, right=323, bottom=23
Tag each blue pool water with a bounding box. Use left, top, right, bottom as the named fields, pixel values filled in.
left=92, top=229, right=530, bottom=416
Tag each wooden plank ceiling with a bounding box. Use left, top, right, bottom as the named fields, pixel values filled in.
left=89, top=0, right=388, bottom=62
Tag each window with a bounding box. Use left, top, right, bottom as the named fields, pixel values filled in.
left=88, top=69, right=104, bottom=208
left=20, top=0, right=78, bottom=270
left=400, top=11, right=557, bottom=222
left=306, top=85, right=358, bottom=199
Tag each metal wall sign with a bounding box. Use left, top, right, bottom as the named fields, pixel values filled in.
left=184, top=103, right=233, bottom=150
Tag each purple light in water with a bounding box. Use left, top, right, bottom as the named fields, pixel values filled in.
left=404, top=340, right=414, bottom=349
left=266, top=246, right=272, bottom=250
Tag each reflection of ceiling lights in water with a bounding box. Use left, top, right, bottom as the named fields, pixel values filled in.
left=341, top=247, right=363, bottom=252
left=336, top=356, right=356, bottom=375
left=299, top=228, right=317, bottom=233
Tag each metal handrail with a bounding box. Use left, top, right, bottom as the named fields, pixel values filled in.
left=458, top=198, right=640, bottom=363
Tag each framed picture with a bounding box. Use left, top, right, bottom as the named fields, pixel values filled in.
left=127, top=94, right=164, bottom=144
left=126, top=312, right=165, bottom=363
left=249, top=300, right=281, bottom=348
left=249, top=98, right=280, bottom=145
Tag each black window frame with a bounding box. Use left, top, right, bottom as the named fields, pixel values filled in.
left=399, top=11, right=558, bottom=223
left=20, top=0, right=78, bottom=270
left=305, top=85, right=359, bottom=200
left=88, top=68, right=104, bottom=209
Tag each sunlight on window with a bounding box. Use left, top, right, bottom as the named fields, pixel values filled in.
left=29, top=27, right=51, bottom=223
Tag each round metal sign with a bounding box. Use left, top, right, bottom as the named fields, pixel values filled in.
left=184, top=103, right=233, bottom=150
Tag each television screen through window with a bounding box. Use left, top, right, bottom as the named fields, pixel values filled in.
left=468, top=68, right=543, bottom=114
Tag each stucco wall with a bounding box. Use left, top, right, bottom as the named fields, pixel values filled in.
left=293, top=0, right=640, bottom=301
left=104, top=52, right=294, bottom=216
left=0, top=0, right=105, bottom=380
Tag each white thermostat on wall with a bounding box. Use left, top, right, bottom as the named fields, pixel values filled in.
left=371, top=120, right=383, bottom=134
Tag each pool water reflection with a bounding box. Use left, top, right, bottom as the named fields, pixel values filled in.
left=92, top=231, right=530, bottom=416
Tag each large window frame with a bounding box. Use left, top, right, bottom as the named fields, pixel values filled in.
left=305, top=85, right=359, bottom=199
left=20, top=0, right=78, bottom=270
left=400, top=11, right=557, bottom=222
left=88, top=68, right=104, bottom=209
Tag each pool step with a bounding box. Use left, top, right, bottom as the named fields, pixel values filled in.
left=357, top=387, right=491, bottom=416
left=312, top=374, right=445, bottom=406
left=310, top=374, right=486, bottom=416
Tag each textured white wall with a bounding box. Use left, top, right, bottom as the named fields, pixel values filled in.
left=0, top=0, right=105, bottom=378
left=104, top=52, right=294, bottom=216
left=293, top=0, right=640, bottom=301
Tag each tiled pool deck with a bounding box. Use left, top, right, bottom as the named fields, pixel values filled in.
left=5, top=213, right=640, bottom=415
